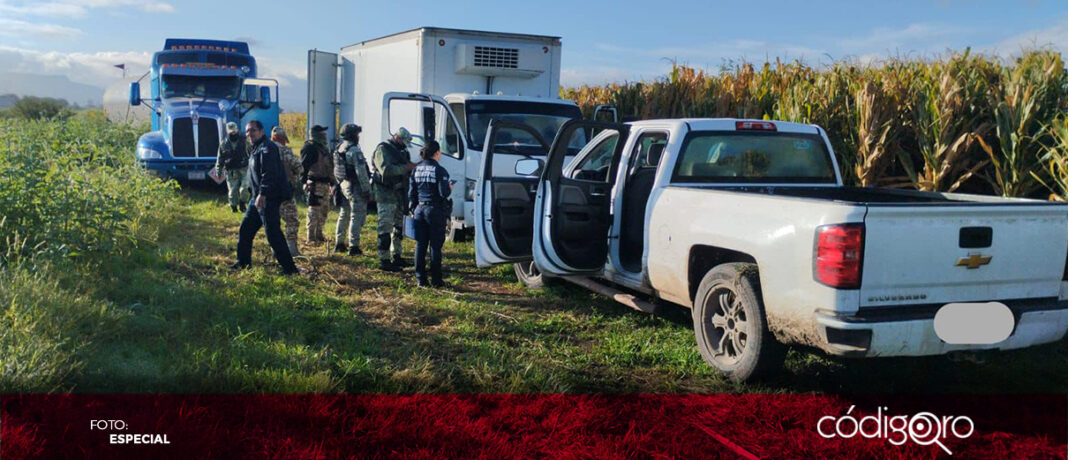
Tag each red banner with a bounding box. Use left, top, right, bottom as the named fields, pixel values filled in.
left=3, top=394, right=1064, bottom=458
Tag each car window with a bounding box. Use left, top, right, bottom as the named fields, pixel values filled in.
left=570, top=133, right=619, bottom=182
left=672, top=132, right=836, bottom=183
left=629, top=132, right=668, bottom=172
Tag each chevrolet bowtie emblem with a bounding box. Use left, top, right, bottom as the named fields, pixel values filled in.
left=956, top=254, right=992, bottom=269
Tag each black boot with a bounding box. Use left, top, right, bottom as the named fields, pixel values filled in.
left=229, top=261, right=250, bottom=271
left=239, top=201, right=247, bottom=212
left=230, top=204, right=238, bottom=213
left=392, top=256, right=411, bottom=267
left=334, top=242, right=347, bottom=253
left=348, top=246, right=363, bottom=256
left=416, top=276, right=429, bottom=287
left=378, top=260, right=402, bottom=272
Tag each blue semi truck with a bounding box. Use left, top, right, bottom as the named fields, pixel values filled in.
left=129, top=38, right=280, bottom=180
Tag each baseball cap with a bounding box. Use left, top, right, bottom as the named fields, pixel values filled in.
left=310, top=125, right=328, bottom=133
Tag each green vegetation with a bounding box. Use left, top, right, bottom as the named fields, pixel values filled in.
left=3, top=65, right=1068, bottom=394
left=563, top=50, right=1068, bottom=198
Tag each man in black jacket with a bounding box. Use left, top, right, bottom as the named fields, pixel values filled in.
left=231, top=120, right=299, bottom=275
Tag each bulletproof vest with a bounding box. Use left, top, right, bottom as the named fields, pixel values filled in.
left=304, top=140, right=332, bottom=179
left=276, top=143, right=300, bottom=189
left=333, top=140, right=358, bottom=182
left=221, top=136, right=249, bottom=169
left=373, top=141, right=408, bottom=187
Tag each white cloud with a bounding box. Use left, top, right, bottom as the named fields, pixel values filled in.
left=0, top=0, right=175, bottom=17
left=0, top=45, right=152, bottom=88
left=0, top=2, right=88, bottom=17
left=67, top=0, right=175, bottom=13
left=987, top=18, right=1068, bottom=57
left=0, top=19, right=81, bottom=40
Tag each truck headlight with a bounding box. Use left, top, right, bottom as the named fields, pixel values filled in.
left=465, top=179, right=476, bottom=201
left=137, top=146, right=162, bottom=159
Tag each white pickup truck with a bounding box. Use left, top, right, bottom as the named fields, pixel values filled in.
left=473, top=118, right=1068, bottom=382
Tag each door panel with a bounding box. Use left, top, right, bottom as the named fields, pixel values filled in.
left=474, top=119, right=551, bottom=267
left=306, top=50, right=338, bottom=142
left=534, top=120, right=630, bottom=275
left=382, top=92, right=467, bottom=218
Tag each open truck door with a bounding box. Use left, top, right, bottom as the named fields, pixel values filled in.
left=533, top=120, right=630, bottom=276
left=307, top=49, right=338, bottom=143
left=473, top=120, right=551, bottom=267
left=381, top=92, right=467, bottom=218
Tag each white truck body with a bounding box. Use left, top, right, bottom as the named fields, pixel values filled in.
left=474, top=117, right=1068, bottom=379
left=308, top=27, right=580, bottom=237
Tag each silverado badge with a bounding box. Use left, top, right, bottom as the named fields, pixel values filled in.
left=956, top=254, right=992, bottom=269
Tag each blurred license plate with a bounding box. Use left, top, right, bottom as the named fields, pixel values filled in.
left=188, top=171, right=206, bottom=180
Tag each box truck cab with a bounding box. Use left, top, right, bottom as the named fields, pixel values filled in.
left=308, top=27, right=582, bottom=240
left=129, top=38, right=279, bottom=180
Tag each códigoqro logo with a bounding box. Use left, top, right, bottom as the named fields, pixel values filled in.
left=817, top=405, right=974, bottom=455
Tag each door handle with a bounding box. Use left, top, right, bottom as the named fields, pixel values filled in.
left=590, top=191, right=607, bottom=197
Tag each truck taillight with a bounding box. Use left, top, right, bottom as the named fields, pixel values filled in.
left=816, top=223, right=864, bottom=289
left=735, top=121, right=776, bottom=131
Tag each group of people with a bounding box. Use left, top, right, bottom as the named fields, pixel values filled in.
left=216, top=120, right=452, bottom=286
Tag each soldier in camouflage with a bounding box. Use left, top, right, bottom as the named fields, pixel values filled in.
left=333, top=123, right=372, bottom=256
left=216, top=121, right=250, bottom=212
left=300, top=125, right=334, bottom=244
left=272, top=126, right=304, bottom=257
left=372, top=127, right=417, bottom=272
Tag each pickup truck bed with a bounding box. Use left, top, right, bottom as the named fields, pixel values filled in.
left=686, top=185, right=1057, bottom=205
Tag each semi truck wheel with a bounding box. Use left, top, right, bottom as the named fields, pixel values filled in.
left=513, top=261, right=556, bottom=290
left=693, top=263, right=785, bottom=383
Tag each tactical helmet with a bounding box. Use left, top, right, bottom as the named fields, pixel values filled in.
left=339, top=123, right=362, bottom=139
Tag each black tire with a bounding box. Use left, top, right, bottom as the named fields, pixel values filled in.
left=513, top=261, right=556, bottom=289
left=693, top=263, right=785, bottom=383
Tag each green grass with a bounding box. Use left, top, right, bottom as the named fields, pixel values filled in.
left=5, top=182, right=1062, bottom=394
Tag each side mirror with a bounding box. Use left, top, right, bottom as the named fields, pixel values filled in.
left=129, top=82, right=141, bottom=106
left=515, top=158, right=543, bottom=176
left=259, top=86, right=271, bottom=109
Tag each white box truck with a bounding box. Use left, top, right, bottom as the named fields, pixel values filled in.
left=307, top=27, right=586, bottom=241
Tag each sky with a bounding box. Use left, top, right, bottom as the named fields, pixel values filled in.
left=2, top=0, right=1068, bottom=111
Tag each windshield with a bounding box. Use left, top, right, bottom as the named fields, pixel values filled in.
left=161, top=75, right=242, bottom=100
left=672, top=132, right=837, bottom=183
left=466, top=101, right=583, bottom=151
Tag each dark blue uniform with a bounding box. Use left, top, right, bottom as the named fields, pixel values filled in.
left=408, top=159, right=450, bottom=284
left=236, top=137, right=297, bottom=273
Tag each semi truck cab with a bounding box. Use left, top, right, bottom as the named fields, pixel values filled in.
left=129, top=39, right=279, bottom=180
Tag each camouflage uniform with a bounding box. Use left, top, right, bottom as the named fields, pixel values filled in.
left=334, top=132, right=372, bottom=251
left=275, top=140, right=303, bottom=256
left=216, top=134, right=250, bottom=210
left=300, top=129, right=333, bottom=243
left=372, top=136, right=412, bottom=263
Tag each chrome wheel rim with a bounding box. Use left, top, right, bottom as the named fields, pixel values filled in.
left=704, top=285, right=749, bottom=366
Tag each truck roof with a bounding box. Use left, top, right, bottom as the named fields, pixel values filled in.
left=632, top=118, right=822, bottom=134
left=341, top=27, right=561, bottom=51
left=443, top=93, right=578, bottom=106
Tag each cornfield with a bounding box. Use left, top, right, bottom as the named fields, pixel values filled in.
left=562, top=50, right=1068, bottom=198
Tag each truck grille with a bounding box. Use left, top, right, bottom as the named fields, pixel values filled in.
left=198, top=119, right=219, bottom=159
left=170, top=117, right=220, bottom=158
left=171, top=117, right=195, bottom=157
left=473, top=46, right=519, bottom=69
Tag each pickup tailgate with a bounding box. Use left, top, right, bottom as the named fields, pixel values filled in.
left=860, top=204, right=1068, bottom=306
